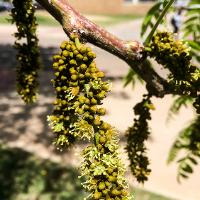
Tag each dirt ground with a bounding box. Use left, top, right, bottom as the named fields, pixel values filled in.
left=0, top=21, right=200, bottom=200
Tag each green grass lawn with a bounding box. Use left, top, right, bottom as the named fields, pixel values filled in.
left=0, top=145, right=176, bottom=200
left=0, top=11, right=59, bottom=26
left=89, top=14, right=142, bottom=27
left=0, top=10, right=141, bottom=27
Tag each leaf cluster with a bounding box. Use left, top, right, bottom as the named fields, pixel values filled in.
left=167, top=95, right=193, bottom=122
left=167, top=116, right=200, bottom=182
left=141, top=0, right=169, bottom=38
left=183, top=0, right=200, bottom=63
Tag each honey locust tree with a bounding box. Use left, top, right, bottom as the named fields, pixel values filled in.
left=8, top=0, right=200, bottom=199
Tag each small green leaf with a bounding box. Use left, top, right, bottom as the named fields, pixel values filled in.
left=181, top=163, right=193, bottom=173
left=187, top=41, right=200, bottom=51
left=141, top=1, right=162, bottom=37
left=123, top=69, right=136, bottom=88
left=188, top=156, right=198, bottom=165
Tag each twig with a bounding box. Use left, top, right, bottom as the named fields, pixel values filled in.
left=36, top=0, right=173, bottom=97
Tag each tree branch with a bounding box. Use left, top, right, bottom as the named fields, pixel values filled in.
left=36, top=0, right=170, bottom=97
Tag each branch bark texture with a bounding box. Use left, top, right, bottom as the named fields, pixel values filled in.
left=36, top=0, right=171, bottom=97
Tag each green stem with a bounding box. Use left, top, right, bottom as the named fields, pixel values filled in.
left=144, top=0, right=175, bottom=45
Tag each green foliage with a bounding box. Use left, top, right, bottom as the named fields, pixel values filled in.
left=183, top=0, right=200, bottom=63
left=123, top=68, right=143, bottom=88
left=123, top=69, right=137, bottom=88
left=144, top=0, right=175, bottom=46
left=123, top=53, right=153, bottom=89
left=0, top=145, right=174, bottom=200
left=167, top=116, right=200, bottom=182
left=167, top=95, right=193, bottom=122
left=126, top=95, right=154, bottom=183
left=0, top=145, right=85, bottom=200
left=11, top=0, right=40, bottom=103
left=141, top=1, right=163, bottom=38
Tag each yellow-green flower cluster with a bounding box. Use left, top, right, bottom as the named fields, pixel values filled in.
left=81, top=122, right=130, bottom=200
left=11, top=0, right=40, bottom=103
left=146, top=31, right=200, bottom=114
left=126, top=95, right=153, bottom=183
left=146, top=31, right=191, bottom=79
left=48, top=38, right=110, bottom=149
left=49, top=38, right=131, bottom=198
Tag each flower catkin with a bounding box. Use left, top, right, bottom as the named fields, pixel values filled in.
left=146, top=31, right=200, bottom=114
left=48, top=38, right=110, bottom=149
left=126, top=95, right=153, bottom=183
left=146, top=31, right=191, bottom=79
left=81, top=123, right=131, bottom=200
left=49, top=37, right=131, bottom=199
left=11, top=0, right=40, bottom=103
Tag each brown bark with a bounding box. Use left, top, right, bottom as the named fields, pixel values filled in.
left=36, top=0, right=170, bottom=97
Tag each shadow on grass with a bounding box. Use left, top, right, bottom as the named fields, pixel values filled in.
left=0, top=145, right=86, bottom=200
left=0, top=44, right=57, bottom=71
left=0, top=43, right=131, bottom=149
